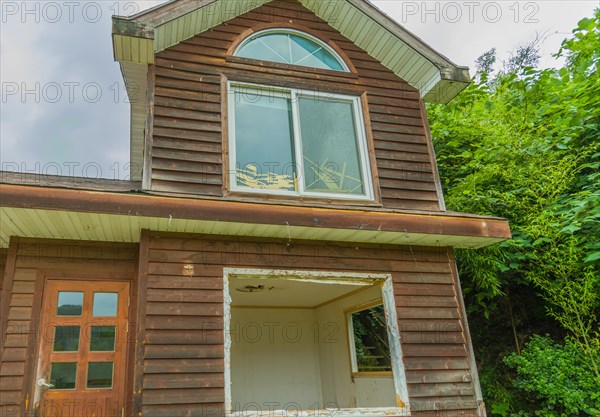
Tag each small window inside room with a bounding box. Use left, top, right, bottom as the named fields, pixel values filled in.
left=349, top=304, right=393, bottom=374
left=235, top=29, right=349, bottom=72
left=228, top=83, right=373, bottom=200
left=224, top=270, right=409, bottom=417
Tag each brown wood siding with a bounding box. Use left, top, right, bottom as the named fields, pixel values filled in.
left=0, top=238, right=138, bottom=417
left=0, top=248, right=7, bottom=292
left=137, top=232, right=479, bottom=416
left=151, top=0, right=442, bottom=211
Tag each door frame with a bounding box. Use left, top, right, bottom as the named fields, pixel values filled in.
left=22, top=270, right=137, bottom=417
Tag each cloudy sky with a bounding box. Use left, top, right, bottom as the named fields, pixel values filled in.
left=1, top=0, right=597, bottom=180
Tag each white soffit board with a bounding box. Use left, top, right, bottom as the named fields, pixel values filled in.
left=120, top=62, right=148, bottom=181
left=300, top=0, right=440, bottom=97
left=153, top=0, right=272, bottom=52
left=0, top=207, right=505, bottom=249
left=113, top=0, right=470, bottom=103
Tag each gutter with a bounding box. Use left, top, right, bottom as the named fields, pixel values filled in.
left=0, top=184, right=511, bottom=243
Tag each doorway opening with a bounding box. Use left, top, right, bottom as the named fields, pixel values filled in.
left=224, top=269, right=409, bottom=417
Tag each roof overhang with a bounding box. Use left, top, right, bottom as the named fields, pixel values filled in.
left=112, top=0, right=471, bottom=180
left=113, top=0, right=470, bottom=102
left=0, top=183, right=511, bottom=249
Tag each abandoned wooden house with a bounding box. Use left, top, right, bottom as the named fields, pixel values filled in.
left=0, top=0, right=512, bottom=416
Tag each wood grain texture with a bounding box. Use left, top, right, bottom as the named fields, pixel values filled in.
left=150, top=0, right=442, bottom=211
left=0, top=239, right=138, bottom=417
left=137, top=232, right=479, bottom=415
left=0, top=248, right=8, bottom=292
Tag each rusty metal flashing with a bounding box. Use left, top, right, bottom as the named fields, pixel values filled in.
left=0, top=184, right=511, bottom=245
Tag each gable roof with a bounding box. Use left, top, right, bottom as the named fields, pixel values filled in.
left=114, top=0, right=470, bottom=101
left=112, top=0, right=471, bottom=179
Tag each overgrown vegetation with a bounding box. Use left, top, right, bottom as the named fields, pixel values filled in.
left=427, top=10, right=600, bottom=416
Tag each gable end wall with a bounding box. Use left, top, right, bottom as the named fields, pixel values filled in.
left=149, top=0, right=443, bottom=211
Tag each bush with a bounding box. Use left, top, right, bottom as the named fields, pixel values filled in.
left=504, top=335, right=600, bottom=416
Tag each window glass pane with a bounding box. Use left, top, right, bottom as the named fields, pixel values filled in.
left=238, top=33, right=291, bottom=64
left=90, top=326, right=116, bottom=351
left=234, top=90, right=296, bottom=191
left=237, top=32, right=346, bottom=71
left=299, top=97, right=365, bottom=195
left=53, top=326, right=80, bottom=352
left=57, top=292, right=83, bottom=316
left=92, top=292, right=118, bottom=317
left=290, top=35, right=344, bottom=71
left=87, top=362, right=113, bottom=389
left=238, top=37, right=287, bottom=64
left=50, top=362, right=77, bottom=390
left=351, top=305, right=392, bottom=372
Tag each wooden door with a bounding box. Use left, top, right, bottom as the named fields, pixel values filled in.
left=34, top=280, right=130, bottom=417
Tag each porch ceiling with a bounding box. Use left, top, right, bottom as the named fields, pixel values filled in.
left=0, top=184, right=511, bottom=249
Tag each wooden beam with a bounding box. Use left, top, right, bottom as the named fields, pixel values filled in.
left=132, top=230, right=150, bottom=416
left=142, top=65, right=156, bottom=191
left=0, top=184, right=511, bottom=241
left=112, top=17, right=154, bottom=39
left=0, top=237, right=18, bottom=368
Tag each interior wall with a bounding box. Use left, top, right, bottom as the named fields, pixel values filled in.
left=230, top=307, right=323, bottom=411
left=315, top=286, right=396, bottom=408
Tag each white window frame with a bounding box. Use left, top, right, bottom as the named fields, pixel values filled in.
left=234, top=28, right=350, bottom=72
left=347, top=302, right=393, bottom=375
left=227, top=81, right=375, bottom=201
left=223, top=268, right=411, bottom=417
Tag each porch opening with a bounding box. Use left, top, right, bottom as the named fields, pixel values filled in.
left=224, top=270, right=409, bottom=417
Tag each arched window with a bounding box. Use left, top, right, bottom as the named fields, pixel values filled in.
left=235, top=29, right=348, bottom=72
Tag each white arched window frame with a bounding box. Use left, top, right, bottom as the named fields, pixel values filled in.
left=234, top=28, right=350, bottom=72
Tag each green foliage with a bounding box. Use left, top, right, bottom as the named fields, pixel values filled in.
left=504, top=336, right=600, bottom=416
left=427, top=9, right=600, bottom=416
left=351, top=306, right=391, bottom=372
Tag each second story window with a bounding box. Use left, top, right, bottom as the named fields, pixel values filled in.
left=235, top=29, right=349, bottom=72
left=228, top=82, right=374, bottom=201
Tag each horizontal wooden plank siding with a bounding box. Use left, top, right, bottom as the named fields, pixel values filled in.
left=139, top=232, right=479, bottom=416
left=0, top=248, right=7, bottom=292
left=0, top=239, right=138, bottom=417
left=151, top=0, right=442, bottom=211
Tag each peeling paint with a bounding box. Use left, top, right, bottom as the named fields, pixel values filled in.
left=223, top=268, right=412, bottom=417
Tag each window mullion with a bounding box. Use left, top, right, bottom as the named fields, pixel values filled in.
left=290, top=89, right=305, bottom=194
left=353, top=97, right=373, bottom=199
left=228, top=83, right=238, bottom=191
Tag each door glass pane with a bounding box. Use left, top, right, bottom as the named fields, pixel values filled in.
left=53, top=326, right=80, bottom=352
left=92, top=292, right=118, bottom=317
left=50, top=362, right=77, bottom=390
left=299, top=97, right=365, bottom=195
left=87, top=362, right=113, bottom=389
left=57, top=292, right=83, bottom=316
left=90, top=326, right=116, bottom=351
left=234, top=89, right=296, bottom=191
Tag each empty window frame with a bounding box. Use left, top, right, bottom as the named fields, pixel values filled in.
left=348, top=303, right=393, bottom=374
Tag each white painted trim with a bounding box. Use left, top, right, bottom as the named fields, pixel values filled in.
left=224, top=268, right=233, bottom=415
left=226, top=81, right=375, bottom=202
left=382, top=278, right=411, bottom=408
left=347, top=309, right=359, bottom=372
left=223, top=267, right=411, bottom=417
left=234, top=28, right=350, bottom=72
